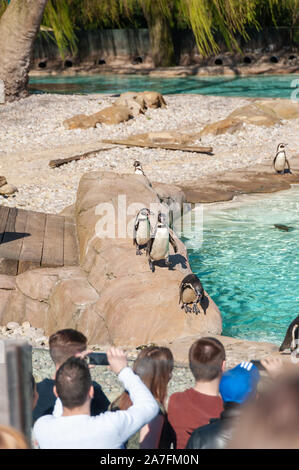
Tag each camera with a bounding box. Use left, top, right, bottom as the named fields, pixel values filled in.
left=87, top=352, right=109, bottom=366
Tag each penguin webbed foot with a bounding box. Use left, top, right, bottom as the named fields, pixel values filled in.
left=165, top=258, right=173, bottom=270
left=136, top=248, right=142, bottom=255
left=193, top=303, right=201, bottom=315
left=184, top=304, right=192, bottom=313
left=149, top=259, right=155, bottom=273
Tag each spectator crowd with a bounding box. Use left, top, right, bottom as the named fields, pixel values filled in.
left=0, top=328, right=297, bottom=450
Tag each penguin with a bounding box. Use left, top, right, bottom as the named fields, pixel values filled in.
left=146, top=212, right=178, bottom=272
left=133, top=161, right=152, bottom=187
left=273, top=143, right=291, bottom=174
left=179, top=273, right=206, bottom=314
left=279, top=315, right=299, bottom=352
left=133, top=208, right=152, bottom=255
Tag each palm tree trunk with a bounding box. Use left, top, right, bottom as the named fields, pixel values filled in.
left=142, top=4, right=176, bottom=67
left=0, top=0, right=48, bottom=101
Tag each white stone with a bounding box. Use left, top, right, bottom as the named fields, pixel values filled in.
left=21, top=321, right=31, bottom=330
left=6, top=321, right=20, bottom=331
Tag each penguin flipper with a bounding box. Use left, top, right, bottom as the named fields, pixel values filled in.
left=146, top=237, right=154, bottom=256
left=169, top=233, right=178, bottom=253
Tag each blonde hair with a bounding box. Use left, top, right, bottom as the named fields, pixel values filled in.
left=0, top=425, right=28, bottom=449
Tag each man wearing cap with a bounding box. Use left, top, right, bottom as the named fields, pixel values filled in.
left=186, top=361, right=260, bottom=449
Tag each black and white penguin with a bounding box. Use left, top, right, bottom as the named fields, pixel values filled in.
left=273, top=143, right=291, bottom=174
left=279, top=315, right=299, bottom=352
left=146, top=212, right=178, bottom=272
left=133, top=160, right=152, bottom=187
left=179, top=273, right=206, bottom=314
left=133, top=208, right=152, bottom=255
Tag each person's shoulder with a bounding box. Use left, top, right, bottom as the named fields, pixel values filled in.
left=168, top=389, right=191, bottom=403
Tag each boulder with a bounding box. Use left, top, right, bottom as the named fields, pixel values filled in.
left=199, top=99, right=299, bottom=136
left=63, top=114, right=98, bottom=130
left=0, top=183, right=18, bottom=196
left=63, top=105, right=132, bottom=130
left=74, top=171, right=222, bottom=346
left=0, top=172, right=222, bottom=345
left=0, top=176, right=7, bottom=188
left=200, top=117, right=243, bottom=136
left=141, top=91, right=167, bottom=109
left=92, top=105, right=132, bottom=125
left=113, top=92, right=146, bottom=110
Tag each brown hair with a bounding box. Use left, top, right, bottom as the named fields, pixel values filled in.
left=112, top=346, right=174, bottom=411
left=229, top=371, right=299, bottom=449
left=0, top=425, right=28, bottom=449
left=49, top=329, right=87, bottom=366
left=189, top=337, right=225, bottom=382
left=55, top=357, right=92, bottom=409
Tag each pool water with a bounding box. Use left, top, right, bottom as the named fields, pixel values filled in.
left=29, top=74, right=299, bottom=99
left=183, top=186, right=299, bottom=345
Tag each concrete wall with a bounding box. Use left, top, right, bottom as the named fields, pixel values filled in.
left=32, top=27, right=298, bottom=67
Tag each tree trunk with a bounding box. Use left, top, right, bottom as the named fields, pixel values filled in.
left=0, top=0, right=48, bottom=101
left=142, top=5, right=176, bottom=67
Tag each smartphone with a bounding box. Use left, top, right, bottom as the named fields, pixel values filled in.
left=250, top=360, right=267, bottom=372
left=87, top=352, right=109, bottom=366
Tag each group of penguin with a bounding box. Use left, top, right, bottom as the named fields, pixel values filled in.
left=132, top=142, right=294, bottom=321
left=133, top=160, right=206, bottom=315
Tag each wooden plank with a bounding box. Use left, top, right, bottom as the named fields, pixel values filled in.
left=49, top=146, right=115, bottom=168
left=41, top=214, right=64, bottom=268
left=18, top=211, right=46, bottom=274
left=0, top=208, right=28, bottom=275
left=63, top=218, right=79, bottom=266
left=101, top=139, right=213, bottom=154
left=0, top=206, right=10, bottom=243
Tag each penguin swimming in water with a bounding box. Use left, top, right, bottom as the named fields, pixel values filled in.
left=179, top=273, right=206, bottom=314
left=133, top=161, right=152, bottom=187
left=279, top=315, right=299, bottom=352
left=146, top=212, right=178, bottom=272
left=273, top=143, right=291, bottom=175
left=133, top=208, right=152, bottom=255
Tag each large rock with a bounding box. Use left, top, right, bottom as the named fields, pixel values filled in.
left=0, top=172, right=222, bottom=345
left=200, top=98, right=299, bottom=136
left=92, top=105, right=132, bottom=125
left=74, top=171, right=222, bottom=346
left=63, top=105, right=132, bottom=130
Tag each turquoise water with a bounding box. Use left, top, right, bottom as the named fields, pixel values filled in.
left=29, top=74, right=299, bottom=99
left=184, top=187, right=299, bottom=345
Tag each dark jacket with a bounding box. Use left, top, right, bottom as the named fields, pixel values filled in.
left=33, top=378, right=110, bottom=423
left=186, top=402, right=241, bottom=449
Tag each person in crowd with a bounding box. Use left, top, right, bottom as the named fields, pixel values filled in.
left=186, top=361, right=260, bottom=449
left=167, top=337, right=225, bottom=449
left=110, top=345, right=176, bottom=449
left=33, top=347, right=159, bottom=449
left=228, top=366, right=299, bottom=449
left=0, top=425, right=28, bottom=449
left=33, top=328, right=110, bottom=422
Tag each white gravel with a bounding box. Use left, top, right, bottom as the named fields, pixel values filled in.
left=0, top=93, right=298, bottom=214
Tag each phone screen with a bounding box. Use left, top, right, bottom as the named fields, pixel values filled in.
left=88, top=352, right=109, bottom=366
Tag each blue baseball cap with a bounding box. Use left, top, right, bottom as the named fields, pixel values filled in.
left=220, top=361, right=260, bottom=404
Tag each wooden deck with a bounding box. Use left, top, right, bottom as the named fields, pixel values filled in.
left=0, top=206, right=79, bottom=276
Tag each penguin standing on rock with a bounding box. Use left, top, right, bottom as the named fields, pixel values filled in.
left=133, top=208, right=152, bottom=255
left=273, top=143, right=291, bottom=174
left=133, top=161, right=152, bottom=187
left=179, top=273, right=206, bottom=314
left=279, top=315, right=299, bottom=352
left=146, top=212, right=178, bottom=272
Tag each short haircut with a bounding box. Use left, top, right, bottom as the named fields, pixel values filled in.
left=55, top=357, right=92, bottom=409
left=189, top=337, right=226, bottom=382
left=49, top=329, right=87, bottom=366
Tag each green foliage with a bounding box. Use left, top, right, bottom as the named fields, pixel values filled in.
left=42, top=0, right=77, bottom=58
left=0, top=0, right=8, bottom=18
